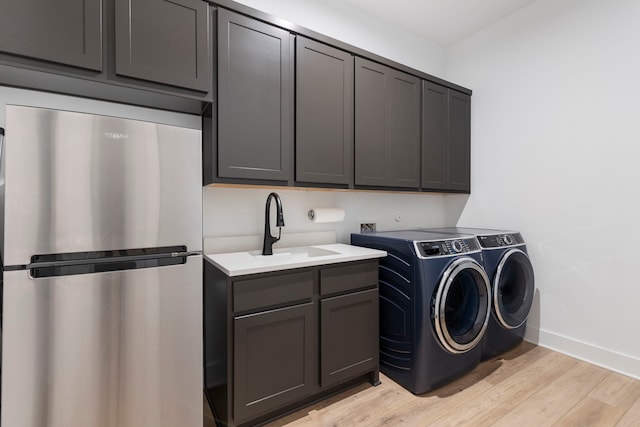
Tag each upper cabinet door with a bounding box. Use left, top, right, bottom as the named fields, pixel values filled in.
left=115, top=0, right=211, bottom=92
left=386, top=67, right=421, bottom=188
left=217, top=9, right=293, bottom=182
left=0, top=0, right=102, bottom=70
left=355, top=58, right=420, bottom=189
left=448, top=91, right=471, bottom=192
left=296, top=37, right=353, bottom=186
left=421, top=80, right=449, bottom=190
left=422, top=81, right=471, bottom=193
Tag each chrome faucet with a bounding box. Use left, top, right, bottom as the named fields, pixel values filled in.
left=262, top=192, right=285, bottom=255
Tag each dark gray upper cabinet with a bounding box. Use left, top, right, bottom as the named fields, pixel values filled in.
left=217, top=8, right=293, bottom=182
left=296, top=37, right=353, bottom=186
left=355, top=57, right=421, bottom=189
left=422, top=80, right=471, bottom=193
left=0, top=0, right=102, bottom=70
left=449, top=90, right=471, bottom=192
left=421, top=81, right=449, bottom=190
left=115, top=0, right=211, bottom=92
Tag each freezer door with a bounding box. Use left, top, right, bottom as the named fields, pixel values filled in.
left=1, top=255, right=203, bottom=427
left=3, top=106, right=202, bottom=266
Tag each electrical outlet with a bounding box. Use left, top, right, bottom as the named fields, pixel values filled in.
left=360, top=223, right=377, bottom=233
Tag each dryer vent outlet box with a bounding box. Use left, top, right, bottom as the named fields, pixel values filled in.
left=360, top=223, right=376, bottom=233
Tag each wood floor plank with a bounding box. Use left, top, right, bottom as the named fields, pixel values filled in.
left=589, top=371, right=640, bottom=408
left=616, top=395, right=640, bottom=427
left=270, top=381, right=411, bottom=426
left=554, top=397, right=625, bottom=427
left=271, top=383, right=370, bottom=424
left=366, top=360, right=514, bottom=426
left=491, top=360, right=610, bottom=427
left=265, top=382, right=375, bottom=426
left=309, top=385, right=416, bottom=426
left=484, top=349, right=576, bottom=406
left=364, top=383, right=497, bottom=427
left=424, top=391, right=516, bottom=427
left=482, top=341, right=548, bottom=386
left=429, top=349, right=576, bottom=426
left=492, top=381, right=585, bottom=427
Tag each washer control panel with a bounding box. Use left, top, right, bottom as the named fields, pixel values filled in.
left=416, top=237, right=481, bottom=258
left=477, top=232, right=524, bottom=248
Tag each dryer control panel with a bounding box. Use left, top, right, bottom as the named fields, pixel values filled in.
left=477, top=232, right=524, bottom=248
left=415, top=237, right=481, bottom=258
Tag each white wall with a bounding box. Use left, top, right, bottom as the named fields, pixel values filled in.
left=445, top=0, right=640, bottom=378
left=203, top=0, right=450, bottom=250
left=229, top=0, right=446, bottom=78
left=203, top=186, right=448, bottom=248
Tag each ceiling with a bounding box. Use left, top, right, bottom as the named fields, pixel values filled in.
left=337, top=0, right=539, bottom=46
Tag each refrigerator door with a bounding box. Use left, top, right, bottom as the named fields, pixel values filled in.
left=3, top=106, right=202, bottom=266
left=1, top=255, right=202, bottom=427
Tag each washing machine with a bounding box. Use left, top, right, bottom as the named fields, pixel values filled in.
left=426, top=228, right=535, bottom=359
left=351, top=230, right=491, bottom=394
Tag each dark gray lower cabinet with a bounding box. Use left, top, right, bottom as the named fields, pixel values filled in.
left=296, top=37, right=353, bottom=186
left=204, top=260, right=380, bottom=426
left=115, top=0, right=211, bottom=91
left=321, top=289, right=378, bottom=387
left=0, top=0, right=102, bottom=70
left=234, top=302, right=315, bottom=424
left=422, top=80, right=471, bottom=193
left=216, top=8, right=293, bottom=182
left=355, top=57, right=421, bottom=189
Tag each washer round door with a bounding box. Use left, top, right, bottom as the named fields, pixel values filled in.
left=433, top=257, right=491, bottom=354
left=493, top=249, right=535, bottom=329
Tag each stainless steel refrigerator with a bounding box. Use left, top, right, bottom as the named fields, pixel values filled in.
left=0, top=106, right=203, bottom=427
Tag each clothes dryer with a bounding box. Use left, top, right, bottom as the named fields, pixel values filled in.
left=426, top=228, right=535, bottom=359
left=351, top=230, right=491, bottom=394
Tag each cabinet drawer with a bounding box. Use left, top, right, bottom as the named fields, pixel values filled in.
left=233, top=270, right=314, bottom=313
left=320, top=261, right=378, bottom=297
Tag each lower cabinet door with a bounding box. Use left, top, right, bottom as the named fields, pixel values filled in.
left=321, top=289, right=379, bottom=387
left=233, top=302, right=315, bottom=423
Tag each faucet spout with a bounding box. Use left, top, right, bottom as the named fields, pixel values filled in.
left=262, top=192, right=285, bottom=255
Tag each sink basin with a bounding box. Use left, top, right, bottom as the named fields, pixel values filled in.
left=206, top=243, right=386, bottom=276
left=250, top=246, right=340, bottom=259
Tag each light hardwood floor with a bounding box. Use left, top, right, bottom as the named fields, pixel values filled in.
left=204, top=342, right=640, bottom=426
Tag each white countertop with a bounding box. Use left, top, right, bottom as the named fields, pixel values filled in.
left=205, top=243, right=387, bottom=277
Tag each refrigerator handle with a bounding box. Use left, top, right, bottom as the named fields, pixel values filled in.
left=171, top=251, right=202, bottom=259
left=0, top=127, right=4, bottom=165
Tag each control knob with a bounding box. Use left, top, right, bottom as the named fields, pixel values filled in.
left=503, top=234, right=514, bottom=245
left=451, top=240, right=463, bottom=253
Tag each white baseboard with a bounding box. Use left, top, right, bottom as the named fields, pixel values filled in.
left=524, top=327, right=640, bottom=380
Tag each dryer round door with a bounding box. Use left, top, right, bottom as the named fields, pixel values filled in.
left=493, top=249, right=535, bottom=329
left=433, top=257, right=491, bottom=354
